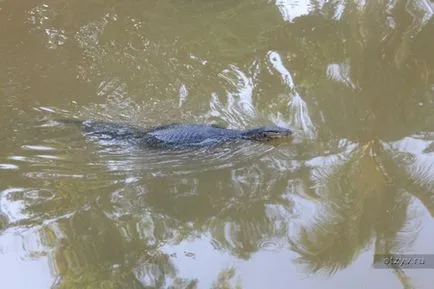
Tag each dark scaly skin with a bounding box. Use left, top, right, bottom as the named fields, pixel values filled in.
left=56, top=119, right=293, bottom=148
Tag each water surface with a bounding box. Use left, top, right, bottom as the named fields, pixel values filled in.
left=1, top=0, right=434, bottom=288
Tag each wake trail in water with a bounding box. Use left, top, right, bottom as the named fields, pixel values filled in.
left=267, top=51, right=317, bottom=140
left=30, top=119, right=277, bottom=178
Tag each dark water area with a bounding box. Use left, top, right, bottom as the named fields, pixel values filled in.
left=1, top=1, right=434, bottom=288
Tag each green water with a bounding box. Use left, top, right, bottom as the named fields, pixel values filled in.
left=1, top=0, right=434, bottom=288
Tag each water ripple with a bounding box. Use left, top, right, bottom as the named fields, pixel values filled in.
left=10, top=120, right=286, bottom=181
left=21, top=145, right=56, bottom=151
left=96, top=140, right=277, bottom=176
left=257, top=238, right=284, bottom=252
left=0, top=164, right=19, bottom=170
left=267, top=50, right=316, bottom=140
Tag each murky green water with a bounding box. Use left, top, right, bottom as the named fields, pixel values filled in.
left=1, top=0, right=434, bottom=288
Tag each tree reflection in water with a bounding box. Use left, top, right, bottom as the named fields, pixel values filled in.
left=1, top=0, right=433, bottom=288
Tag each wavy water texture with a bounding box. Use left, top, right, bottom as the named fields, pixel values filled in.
left=267, top=51, right=316, bottom=140
left=206, top=65, right=257, bottom=128
left=1, top=1, right=433, bottom=288
left=275, top=0, right=322, bottom=22
left=326, top=63, right=358, bottom=90
left=24, top=120, right=278, bottom=179
left=28, top=4, right=68, bottom=49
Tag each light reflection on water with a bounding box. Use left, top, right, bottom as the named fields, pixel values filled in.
left=1, top=0, right=434, bottom=288
left=33, top=117, right=292, bottom=176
